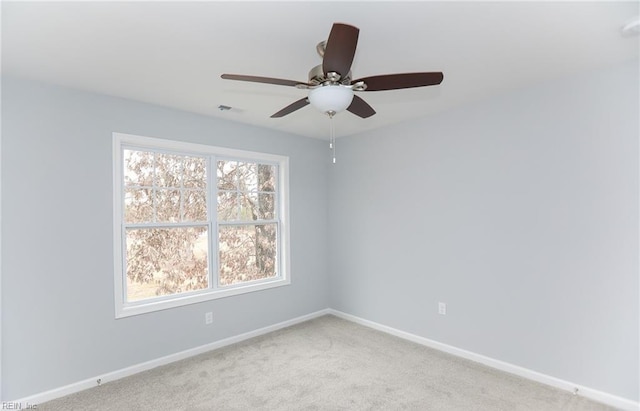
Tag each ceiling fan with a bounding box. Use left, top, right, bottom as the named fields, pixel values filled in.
left=221, top=23, right=444, bottom=119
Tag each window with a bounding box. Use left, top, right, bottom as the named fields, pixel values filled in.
left=113, top=133, right=290, bottom=317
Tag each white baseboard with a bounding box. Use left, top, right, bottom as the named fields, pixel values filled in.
left=11, top=308, right=639, bottom=411
left=12, top=309, right=331, bottom=406
left=328, top=309, right=639, bottom=411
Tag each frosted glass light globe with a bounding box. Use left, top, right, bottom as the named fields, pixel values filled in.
left=308, top=85, right=354, bottom=115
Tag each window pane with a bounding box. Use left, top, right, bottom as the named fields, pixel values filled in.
left=258, top=164, right=276, bottom=192
left=124, top=188, right=154, bottom=223
left=238, top=162, right=258, bottom=192
left=218, top=224, right=277, bottom=286
left=183, top=190, right=207, bottom=222
left=258, top=193, right=275, bottom=220
left=156, top=189, right=180, bottom=222
left=217, top=160, right=237, bottom=190
left=126, top=226, right=209, bottom=302
left=239, top=192, right=259, bottom=221
left=124, top=150, right=154, bottom=187
left=217, top=191, right=237, bottom=221
left=155, top=153, right=182, bottom=187
left=183, top=156, right=206, bottom=189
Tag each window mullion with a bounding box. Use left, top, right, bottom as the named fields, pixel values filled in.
left=124, top=221, right=209, bottom=229
left=217, top=219, right=279, bottom=226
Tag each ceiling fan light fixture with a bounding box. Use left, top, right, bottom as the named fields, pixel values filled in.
left=308, top=85, right=354, bottom=115
left=221, top=22, right=443, bottom=120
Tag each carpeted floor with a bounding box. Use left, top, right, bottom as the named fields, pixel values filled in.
left=38, top=315, right=616, bottom=410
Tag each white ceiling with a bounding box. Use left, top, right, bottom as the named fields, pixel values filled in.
left=2, top=1, right=638, bottom=140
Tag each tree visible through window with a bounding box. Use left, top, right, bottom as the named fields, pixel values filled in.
left=124, top=150, right=209, bottom=301
left=216, top=160, right=277, bottom=286
left=114, top=133, right=289, bottom=317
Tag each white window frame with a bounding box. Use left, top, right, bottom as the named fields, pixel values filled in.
left=113, top=132, right=291, bottom=318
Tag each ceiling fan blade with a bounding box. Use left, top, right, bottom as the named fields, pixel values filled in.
left=347, top=95, right=376, bottom=118
left=270, top=98, right=310, bottom=118
left=353, top=72, right=444, bottom=91
left=322, top=23, right=359, bottom=79
left=221, top=74, right=308, bottom=88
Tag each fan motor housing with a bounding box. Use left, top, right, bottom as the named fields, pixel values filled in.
left=308, top=65, right=352, bottom=86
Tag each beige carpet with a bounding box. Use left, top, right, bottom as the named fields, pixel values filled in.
left=39, top=315, right=616, bottom=410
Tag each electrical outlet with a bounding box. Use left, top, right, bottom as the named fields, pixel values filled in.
left=438, top=302, right=447, bottom=315
left=205, top=311, right=213, bottom=325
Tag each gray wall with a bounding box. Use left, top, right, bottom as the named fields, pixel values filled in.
left=1, top=77, right=329, bottom=399
left=328, top=61, right=639, bottom=401
left=2, top=60, right=639, bottom=402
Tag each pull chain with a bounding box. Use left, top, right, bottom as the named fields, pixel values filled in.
left=329, top=112, right=336, bottom=163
